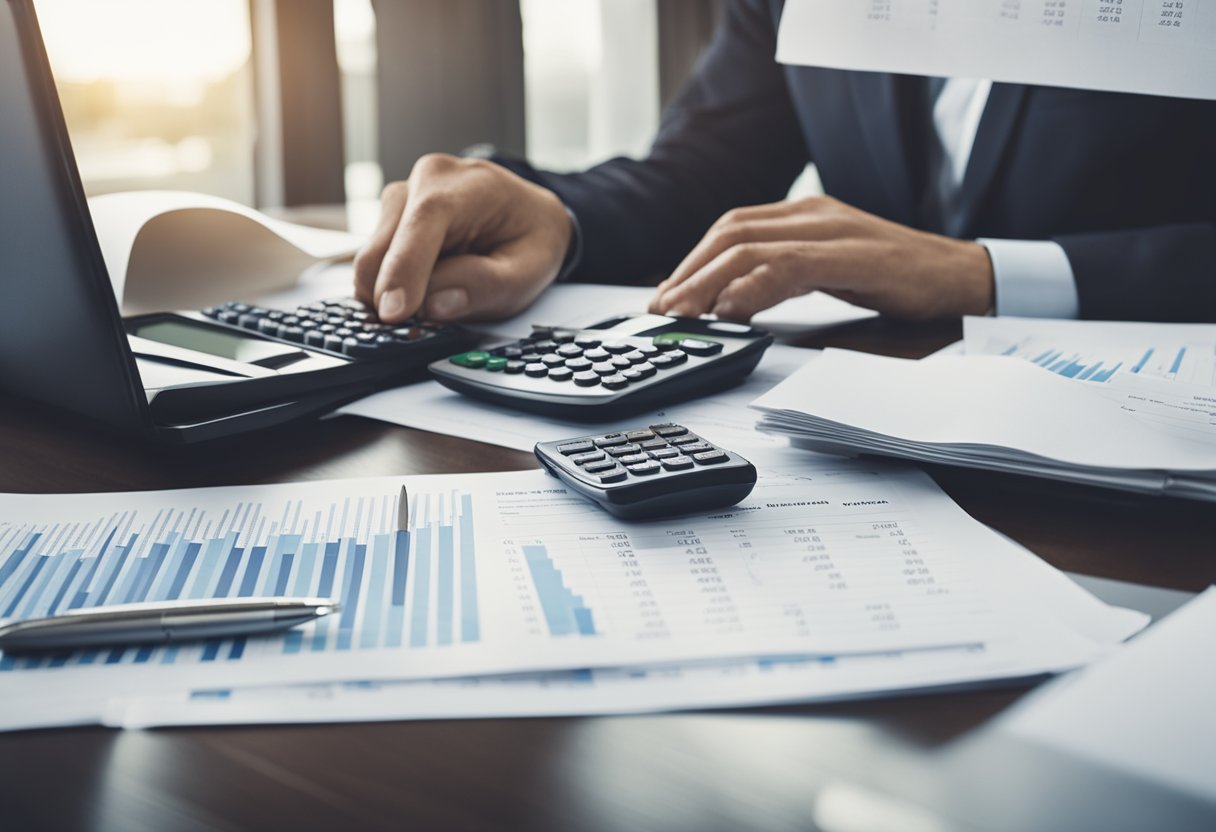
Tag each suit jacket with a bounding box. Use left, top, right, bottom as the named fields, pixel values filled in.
left=514, top=0, right=1216, bottom=322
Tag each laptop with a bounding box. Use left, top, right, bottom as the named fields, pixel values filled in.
left=0, top=0, right=468, bottom=443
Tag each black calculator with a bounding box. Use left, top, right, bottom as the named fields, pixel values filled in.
left=196, top=298, right=473, bottom=363
left=429, top=313, right=774, bottom=420
left=535, top=424, right=757, bottom=520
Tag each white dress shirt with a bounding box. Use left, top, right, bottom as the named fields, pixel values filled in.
left=935, top=79, right=1080, bottom=318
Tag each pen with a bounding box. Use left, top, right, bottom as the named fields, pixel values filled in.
left=398, top=484, right=410, bottom=532
left=0, top=597, right=340, bottom=653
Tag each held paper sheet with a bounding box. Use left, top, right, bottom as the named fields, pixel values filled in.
left=777, top=0, right=1216, bottom=100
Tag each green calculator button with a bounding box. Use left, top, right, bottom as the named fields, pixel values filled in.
left=450, top=351, right=490, bottom=368
left=652, top=331, right=719, bottom=346
left=485, top=356, right=508, bottom=371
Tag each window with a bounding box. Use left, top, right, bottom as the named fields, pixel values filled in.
left=36, top=0, right=256, bottom=203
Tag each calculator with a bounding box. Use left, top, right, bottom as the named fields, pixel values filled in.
left=430, top=313, right=774, bottom=420
left=194, top=298, right=473, bottom=363
left=535, top=424, right=757, bottom=519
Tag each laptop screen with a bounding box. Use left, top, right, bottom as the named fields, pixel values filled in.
left=0, top=0, right=147, bottom=432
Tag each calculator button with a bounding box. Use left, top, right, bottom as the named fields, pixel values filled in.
left=304, top=329, right=327, bottom=347
left=521, top=352, right=543, bottom=363
left=565, top=357, right=593, bottom=371
left=333, top=328, right=355, bottom=338
left=342, top=336, right=371, bottom=357
left=692, top=450, right=729, bottom=465
left=450, top=352, right=490, bottom=368
left=532, top=340, right=558, bottom=353
left=485, top=356, right=508, bottom=372
left=541, top=353, right=566, bottom=367
left=668, top=435, right=700, bottom=446
left=591, top=362, right=617, bottom=376
left=583, top=347, right=610, bottom=362
left=279, top=326, right=305, bottom=342
left=595, top=433, right=629, bottom=447
left=217, top=310, right=240, bottom=324
left=651, top=424, right=687, bottom=437
left=621, top=369, right=644, bottom=382
left=639, top=438, right=668, bottom=450
left=631, top=362, right=657, bottom=379
left=622, top=350, right=647, bottom=365
left=666, top=349, right=689, bottom=365
left=548, top=367, right=574, bottom=382
left=602, top=341, right=632, bottom=355
left=609, top=356, right=632, bottom=370
left=556, top=343, right=583, bottom=358
left=502, top=346, right=524, bottom=359
left=504, top=360, right=526, bottom=374
left=607, top=443, right=642, bottom=457
left=552, top=330, right=577, bottom=344
left=680, top=441, right=714, bottom=454
left=595, top=467, right=628, bottom=484
left=557, top=440, right=596, bottom=455
left=583, top=459, right=617, bottom=473
left=571, top=451, right=606, bottom=465
left=636, top=344, right=660, bottom=357
left=573, top=371, right=600, bottom=387
left=625, top=430, right=655, bottom=442
left=258, top=318, right=282, bottom=335
left=618, top=453, right=650, bottom=466
left=626, top=460, right=661, bottom=476
left=650, top=354, right=676, bottom=369
left=661, top=456, right=694, bottom=471
left=652, top=338, right=678, bottom=351
left=524, top=362, right=549, bottom=377
left=648, top=448, right=680, bottom=460
left=238, top=313, right=263, bottom=329
left=323, top=333, right=346, bottom=352
left=574, top=337, right=601, bottom=349
left=392, top=327, right=427, bottom=341
left=601, top=374, right=629, bottom=390
left=375, top=335, right=398, bottom=347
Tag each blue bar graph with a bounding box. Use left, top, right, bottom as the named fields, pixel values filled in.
left=0, top=487, right=482, bottom=673
left=522, top=544, right=597, bottom=637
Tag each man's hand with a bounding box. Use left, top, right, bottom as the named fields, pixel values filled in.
left=648, top=196, right=995, bottom=322
left=354, top=154, right=574, bottom=324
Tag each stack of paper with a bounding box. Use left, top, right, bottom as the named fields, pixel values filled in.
left=0, top=449, right=1145, bottom=732
left=752, top=319, right=1216, bottom=500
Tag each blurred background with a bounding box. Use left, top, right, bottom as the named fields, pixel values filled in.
left=35, top=0, right=788, bottom=232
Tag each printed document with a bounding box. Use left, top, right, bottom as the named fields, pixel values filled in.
left=777, top=0, right=1216, bottom=100
left=0, top=452, right=1144, bottom=731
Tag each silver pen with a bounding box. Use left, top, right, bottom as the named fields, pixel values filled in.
left=0, top=597, right=340, bottom=653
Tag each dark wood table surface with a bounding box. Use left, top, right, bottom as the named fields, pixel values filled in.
left=2, top=318, right=1213, bottom=832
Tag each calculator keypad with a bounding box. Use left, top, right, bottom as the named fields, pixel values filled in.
left=549, top=425, right=739, bottom=485
left=444, top=327, right=726, bottom=393
left=202, top=298, right=447, bottom=359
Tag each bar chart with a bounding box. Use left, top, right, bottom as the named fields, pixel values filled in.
left=997, top=340, right=1214, bottom=387
left=0, top=484, right=481, bottom=672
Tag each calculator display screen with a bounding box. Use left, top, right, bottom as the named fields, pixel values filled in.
left=132, top=320, right=303, bottom=365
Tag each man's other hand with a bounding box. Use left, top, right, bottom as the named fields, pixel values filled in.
left=648, top=196, right=995, bottom=322
left=354, top=154, right=574, bottom=324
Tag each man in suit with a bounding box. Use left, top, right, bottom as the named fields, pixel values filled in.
left=353, top=0, right=1216, bottom=325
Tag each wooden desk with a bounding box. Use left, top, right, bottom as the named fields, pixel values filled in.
left=2, top=318, right=1212, bottom=832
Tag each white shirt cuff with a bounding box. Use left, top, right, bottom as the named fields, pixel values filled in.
left=978, top=238, right=1079, bottom=319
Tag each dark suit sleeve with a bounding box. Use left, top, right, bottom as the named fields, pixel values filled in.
left=504, top=0, right=808, bottom=285
left=1057, top=225, right=1216, bottom=322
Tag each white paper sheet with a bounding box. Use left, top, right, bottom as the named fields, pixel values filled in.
left=0, top=452, right=1144, bottom=731
left=963, top=317, right=1216, bottom=389
left=99, top=638, right=1086, bottom=731
left=777, top=0, right=1216, bottom=101
left=340, top=343, right=815, bottom=453
left=1001, top=587, right=1216, bottom=803
left=88, top=191, right=365, bottom=315
left=752, top=349, right=1216, bottom=473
